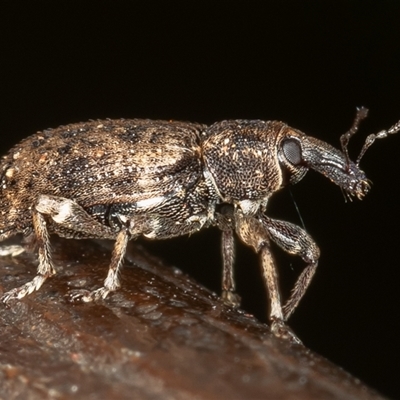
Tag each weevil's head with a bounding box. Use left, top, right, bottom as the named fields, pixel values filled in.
left=278, top=130, right=371, bottom=200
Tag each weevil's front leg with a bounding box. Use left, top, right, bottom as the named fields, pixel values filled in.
left=1, top=210, right=56, bottom=303
left=259, top=215, right=320, bottom=320
left=235, top=213, right=301, bottom=344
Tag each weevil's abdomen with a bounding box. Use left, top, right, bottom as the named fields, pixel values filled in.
left=0, top=119, right=215, bottom=241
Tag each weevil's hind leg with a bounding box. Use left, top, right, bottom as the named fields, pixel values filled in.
left=0, top=227, right=27, bottom=258
left=35, top=194, right=130, bottom=301
left=1, top=211, right=56, bottom=303
left=0, top=244, right=25, bottom=257
left=260, top=215, right=320, bottom=320
left=35, top=194, right=113, bottom=237
left=70, top=228, right=129, bottom=302
left=235, top=213, right=301, bottom=344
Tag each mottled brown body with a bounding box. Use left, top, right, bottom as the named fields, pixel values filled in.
left=0, top=119, right=214, bottom=240
left=1, top=110, right=399, bottom=342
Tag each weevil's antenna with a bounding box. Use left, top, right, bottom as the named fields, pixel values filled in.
left=289, top=188, right=306, bottom=230
left=340, top=107, right=369, bottom=171
left=356, top=119, right=400, bottom=166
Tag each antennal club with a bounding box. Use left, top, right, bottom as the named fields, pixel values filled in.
left=340, top=107, right=369, bottom=171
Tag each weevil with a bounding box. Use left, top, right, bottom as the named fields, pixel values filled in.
left=1, top=108, right=399, bottom=342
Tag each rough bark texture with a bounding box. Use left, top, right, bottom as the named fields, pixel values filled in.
left=0, top=238, right=384, bottom=400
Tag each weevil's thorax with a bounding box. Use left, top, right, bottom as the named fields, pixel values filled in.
left=202, top=120, right=301, bottom=214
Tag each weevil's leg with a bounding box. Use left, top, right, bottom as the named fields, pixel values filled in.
left=71, top=228, right=129, bottom=302
left=259, top=215, right=320, bottom=320
left=1, top=210, right=56, bottom=303
left=0, top=227, right=26, bottom=257
left=216, top=206, right=241, bottom=306
left=235, top=213, right=301, bottom=344
left=0, top=245, right=25, bottom=257
left=35, top=194, right=113, bottom=237
left=235, top=215, right=282, bottom=319
left=33, top=194, right=130, bottom=302
left=221, top=228, right=241, bottom=306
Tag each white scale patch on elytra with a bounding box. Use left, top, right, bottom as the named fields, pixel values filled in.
left=135, top=196, right=166, bottom=210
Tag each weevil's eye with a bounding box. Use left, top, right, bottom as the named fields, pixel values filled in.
left=278, top=137, right=307, bottom=186
left=281, top=138, right=302, bottom=165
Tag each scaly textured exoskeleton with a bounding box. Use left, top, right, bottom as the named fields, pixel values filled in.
left=1, top=109, right=399, bottom=342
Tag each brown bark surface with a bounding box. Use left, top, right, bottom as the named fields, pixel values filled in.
left=0, top=238, right=384, bottom=400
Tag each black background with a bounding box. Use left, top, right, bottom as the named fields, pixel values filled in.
left=1, top=2, right=399, bottom=398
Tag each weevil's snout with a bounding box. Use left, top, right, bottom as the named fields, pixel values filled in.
left=345, top=163, right=371, bottom=200
left=355, top=179, right=371, bottom=199
left=279, top=134, right=371, bottom=200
